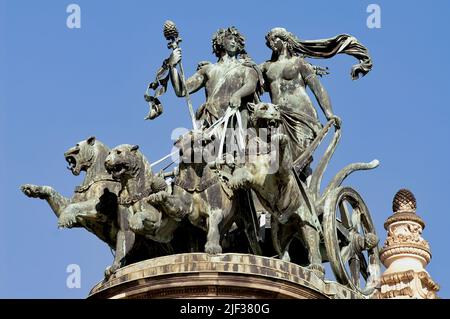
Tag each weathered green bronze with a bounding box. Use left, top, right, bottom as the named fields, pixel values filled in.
left=21, top=22, right=381, bottom=296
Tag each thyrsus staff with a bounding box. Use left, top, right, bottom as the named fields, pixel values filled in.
left=144, top=20, right=197, bottom=130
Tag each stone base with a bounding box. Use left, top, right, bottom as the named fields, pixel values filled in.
left=88, top=253, right=364, bottom=299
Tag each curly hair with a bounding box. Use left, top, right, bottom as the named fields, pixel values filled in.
left=212, top=26, right=246, bottom=58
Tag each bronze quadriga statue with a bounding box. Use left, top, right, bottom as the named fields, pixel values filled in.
left=21, top=21, right=382, bottom=297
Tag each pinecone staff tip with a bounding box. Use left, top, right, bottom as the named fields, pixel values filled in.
left=163, top=20, right=197, bottom=129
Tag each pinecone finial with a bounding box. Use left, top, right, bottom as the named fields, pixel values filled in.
left=163, top=20, right=179, bottom=40
left=392, top=188, right=417, bottom=213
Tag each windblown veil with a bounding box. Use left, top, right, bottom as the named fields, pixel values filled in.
left=295, top=34, right=372, bottom=80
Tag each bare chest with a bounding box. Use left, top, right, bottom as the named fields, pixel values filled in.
left=265, top=60, right=303, bottom=85
left=206, top=63, right=247, bottom=94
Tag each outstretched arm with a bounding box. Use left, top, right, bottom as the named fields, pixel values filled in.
left=168, top=48, right=206, bottom=97
left=300, top=59, right=341, bottom=128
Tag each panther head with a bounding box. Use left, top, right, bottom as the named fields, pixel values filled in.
left=247, top=102, right=289, bottom=148
left=248, top=102, right=281, bottom=129
left=104, top=144, right=140, bottom=181
left=64, top=136, right=96, bottom=176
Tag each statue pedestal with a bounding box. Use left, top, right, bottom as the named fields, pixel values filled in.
left=88, top=253, right=364, bottom=299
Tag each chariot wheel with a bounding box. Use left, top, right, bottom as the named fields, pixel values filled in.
left=323, top=186, right=381, bottom=296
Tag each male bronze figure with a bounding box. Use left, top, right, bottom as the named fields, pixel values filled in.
left=168, top=26, right=262, bottom=129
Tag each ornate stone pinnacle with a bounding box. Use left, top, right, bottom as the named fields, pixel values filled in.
left=377, top=189, right=439, bottom=299
left=392, top=188, right=416, bottom=213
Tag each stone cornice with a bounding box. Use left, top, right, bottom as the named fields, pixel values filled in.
left=417, top=271, right=440, bottom=292
left=378, top=269, right=440, bottom=299
left=377, top=287, right=414, bottom=299
left=380, top=244, right=431, bottom=263
left=384, top=212, right=425, bottom=229
left=380, top=269, right=415, bottom=285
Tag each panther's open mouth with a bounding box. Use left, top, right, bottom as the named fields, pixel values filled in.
left=265, top=118, right=286, bottom=146
left=267, top=119, right=279, bottom=129
left=106, top=163, right=128, bottom=179
left=65, top=156, right=78, bottom=174
left=255, top=117, right=281, bottom=130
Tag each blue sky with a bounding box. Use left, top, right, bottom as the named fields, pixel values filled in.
left=1, top=0, right=449, bottom=298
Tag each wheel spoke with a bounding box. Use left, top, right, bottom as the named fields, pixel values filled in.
left=357, top=251, right=369, bottom=281
left=349, top=255, right=361, bottom=288
left=339, top=200, right=352, bottom=229
left=336, top=221, right=351, bottom=242
left=351, top=208, right=362, bottom=232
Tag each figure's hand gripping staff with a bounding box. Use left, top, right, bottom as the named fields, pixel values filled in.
left=162, top=20, right=197, bottom=130
left=144, top=21, right=197, bottom=130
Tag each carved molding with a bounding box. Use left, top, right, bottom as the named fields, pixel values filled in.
left=384, top=213, right=425, bottom=230
left=377, top=287, right=414, bottom=299
left=383, top=223, right=430, bottom=250
left=380, top=269, right=415, bottom=285
left=417, top=271, right=440, bottom=294
left=377, top=270, right=440, bottom=299
left=379, top=245, right=431, bottom=263
left=381, top=217, right=431, bottom=264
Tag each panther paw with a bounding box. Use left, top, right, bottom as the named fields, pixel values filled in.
left=147, top=192, right=168, bottom=204
left=104, top=265, right=118, bottom=280
left=20, top=184, right=49, bottom=199
left=205, top=242, right=222, bottom=254
left=58, top=213, right=77, bottom=229
left=129, top=216, right=144, bottom=233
